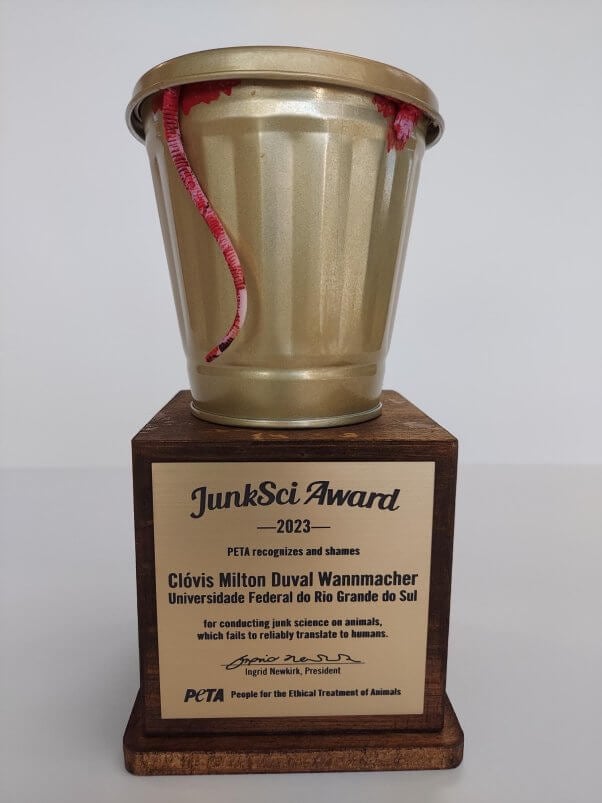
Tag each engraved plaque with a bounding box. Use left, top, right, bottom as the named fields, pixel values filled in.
left=152, top=461, right=435, bottom=719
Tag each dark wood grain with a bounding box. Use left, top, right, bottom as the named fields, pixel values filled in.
left=131, top=390, right=458, bottom=738
left=133, top=390, right=457, bottom=447
left=124, top=691, right=464, bottom=774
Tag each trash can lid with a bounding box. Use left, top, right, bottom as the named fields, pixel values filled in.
left=127, top=46, right=443, bottom=146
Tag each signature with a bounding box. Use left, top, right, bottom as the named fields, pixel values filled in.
left=224, top=653, right=363, bottom=670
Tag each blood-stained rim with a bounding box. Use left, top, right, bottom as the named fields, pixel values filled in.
left=126, top=46, right=444, bottom=146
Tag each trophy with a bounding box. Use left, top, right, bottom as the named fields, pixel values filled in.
left=124, top=46, right=462, bottom=774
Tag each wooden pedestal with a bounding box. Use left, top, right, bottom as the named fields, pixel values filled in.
left=124, top=691, right=463, bottom=774
left=124, top=390, right=463, bottom=774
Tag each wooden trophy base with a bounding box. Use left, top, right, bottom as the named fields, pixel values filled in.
left=124, top=691, right=463, bottom=775
left=125, top=390, right=463, bottom=775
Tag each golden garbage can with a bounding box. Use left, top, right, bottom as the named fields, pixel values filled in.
left=127, top=47, right=443, bottom=427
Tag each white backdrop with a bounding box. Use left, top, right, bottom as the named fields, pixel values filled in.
left=1, top=0, right=600, bottom=467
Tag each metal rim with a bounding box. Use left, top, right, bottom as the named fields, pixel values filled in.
left=127, top=46, right=443, bottom=146
left=190, top=401, right=383, bottom=429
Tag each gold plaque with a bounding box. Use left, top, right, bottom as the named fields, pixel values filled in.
left=152, top=461, right=434, bottom=719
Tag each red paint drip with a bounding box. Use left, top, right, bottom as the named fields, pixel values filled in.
left=162, top=86, right=247, bottom=363
left=180, top=80, right=241, bottom=114
left=373, top=95, right=422, bottom=151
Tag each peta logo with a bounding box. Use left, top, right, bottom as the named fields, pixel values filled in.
left=183, top=688, right=224, bottom=703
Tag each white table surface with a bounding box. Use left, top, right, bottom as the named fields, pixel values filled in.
left=1, top=465, right=600, bottom=803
